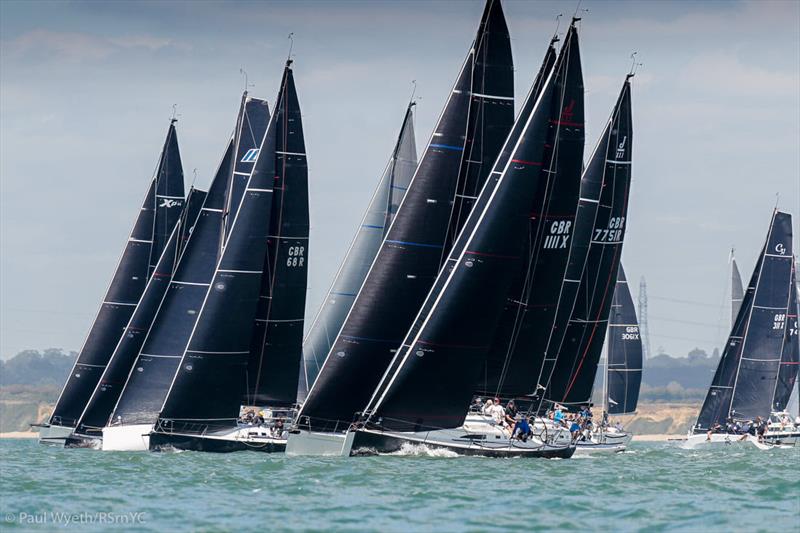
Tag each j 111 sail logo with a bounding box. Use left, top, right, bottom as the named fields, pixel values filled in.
left=594, top=217, right=625, bottom=243
left=616, top=136, right=627, bottom=159
left=287, top=246, right=305, bottom=267
left=773, top=313, right=786, bottom=330
left=543, top=220, right=572, bottom=249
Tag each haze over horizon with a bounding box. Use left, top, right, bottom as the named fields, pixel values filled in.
left=1, top=0, right=798, bottom=360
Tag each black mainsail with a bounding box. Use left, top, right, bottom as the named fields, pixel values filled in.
left=543, top=77, right=634, bottom=409
left=49, top=122, right=185, bottom=430
left=74, top=187, right=207, bottom=436
left=361, top=33, right=569, bottom=433
left=297, top=0, right=513, bottom=432
left=694, top=211, right=794, bottom=430
left=477, top=24, right=584, bottom=398
left=109, top=101, right=269, bottom=427
left=606, top=264, right=643, bottom=415
left=298, top=103, right=417, bottom=402
left=245, top=62, right=310, bottom=407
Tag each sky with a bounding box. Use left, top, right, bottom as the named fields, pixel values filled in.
left=1, top=0, right=798, bottom=360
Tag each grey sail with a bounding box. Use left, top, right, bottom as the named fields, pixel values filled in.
left=731, top=253, right=744, bottom=328
left=49, top=122, right=185, bottom=430
left=298, top=103, right=417, bottom=402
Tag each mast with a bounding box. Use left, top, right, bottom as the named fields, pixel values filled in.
left=540, top=74, right=634, bottom=410
left=109, top=104, right=269, bottom=428
left=244, top=61, right=310, bottom=407
left=296, top=0, right=513, bottom=433
left=476, top=23, right=585, bottom=398
left=361, top=29, right=574, bottom=433
left=606, top=264, right=643, bottom=415
left=49, top=122, right=185, bottom=429
left=298, top=102, right=417, bottom=402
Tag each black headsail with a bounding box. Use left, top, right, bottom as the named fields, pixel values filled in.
left=477, top=23, right=584, bottom=398
left=224, top=95, right=271, bottom=243
left=109, top=105, right=269, bottom=427
left=361, top=38, right=565, bottom=432
left=155, top=86, right=280, bottom=432
left=773, top=264, right=799, bottom=412
left=298, top=103, right=417, bottom=402
left=49, top=122, right=185, bottom=429
left=731, top=252, right=744, bottom=328
left=74, top=187, right=208, bottom=436
left=297, top=0, right=513, bottom=432
left=543, top=77, right=634, bottom=409
left=694, top=211, right=794, bottom=430
left=606, top=264, right=643, bottom=415
left=245, top=62, right=310, bottom=407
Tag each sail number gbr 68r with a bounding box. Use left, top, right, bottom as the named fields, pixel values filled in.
left=287, top=246, right=305, bottom=267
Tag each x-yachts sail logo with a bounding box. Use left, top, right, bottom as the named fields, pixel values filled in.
left=616, top=136, right=627, bottom=159
left=241, top=148, right=260, bottom=163
left=775, top=243, right=786, bottom=255
left=159, top=199, right=181, bottom=208
left=560, top=99, right=576, bottom=122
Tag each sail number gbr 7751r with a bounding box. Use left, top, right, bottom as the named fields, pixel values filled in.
left=594, top=217, right=626, bottom=243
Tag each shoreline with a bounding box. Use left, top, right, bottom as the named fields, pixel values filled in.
left=0, top=431, right=38, bottom=439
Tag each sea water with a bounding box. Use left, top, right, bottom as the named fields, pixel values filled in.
left=0, top=439, right=797, bottom=531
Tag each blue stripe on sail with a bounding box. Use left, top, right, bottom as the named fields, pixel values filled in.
left=361, top=224, right=384, bottom=229
left=341, top=335, right=402, bottom=344
left=430, top=143, right=464, bottom=151
left=385, top=240, right=443, bottom=249
left=332, top=292, right=357, bottom=297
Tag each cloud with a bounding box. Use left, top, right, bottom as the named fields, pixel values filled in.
left=679, top=51, right=799, bottom=97
left=2, top=29, right=182, bottom=64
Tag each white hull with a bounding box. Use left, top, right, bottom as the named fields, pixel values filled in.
left=682, top=432, right=768, bottom=450
left=285, top=429, right=354, bottom=456
left=102, top=424, right=152, bottom=451
left=36, top=424, right=74, bottom=446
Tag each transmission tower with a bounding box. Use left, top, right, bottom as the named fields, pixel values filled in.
left=638, top=276, right=652, bottom=360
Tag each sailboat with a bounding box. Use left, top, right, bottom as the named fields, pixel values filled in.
left=38, top=121, right=186, bottom=445
left=148, top=60, right=306, bottom=453
left=68, top=186, right=208, bottom=446
left=577, top=264, right=641, bottom=454
left=685, top=210, right=794, bottom=449
left=340, top=22, right=585, bottom=459
left=102, top=95, right=270, bottom=451
left=298, top=102, right=418, bottom=402
left=288, top=0, right=514, bottom=456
